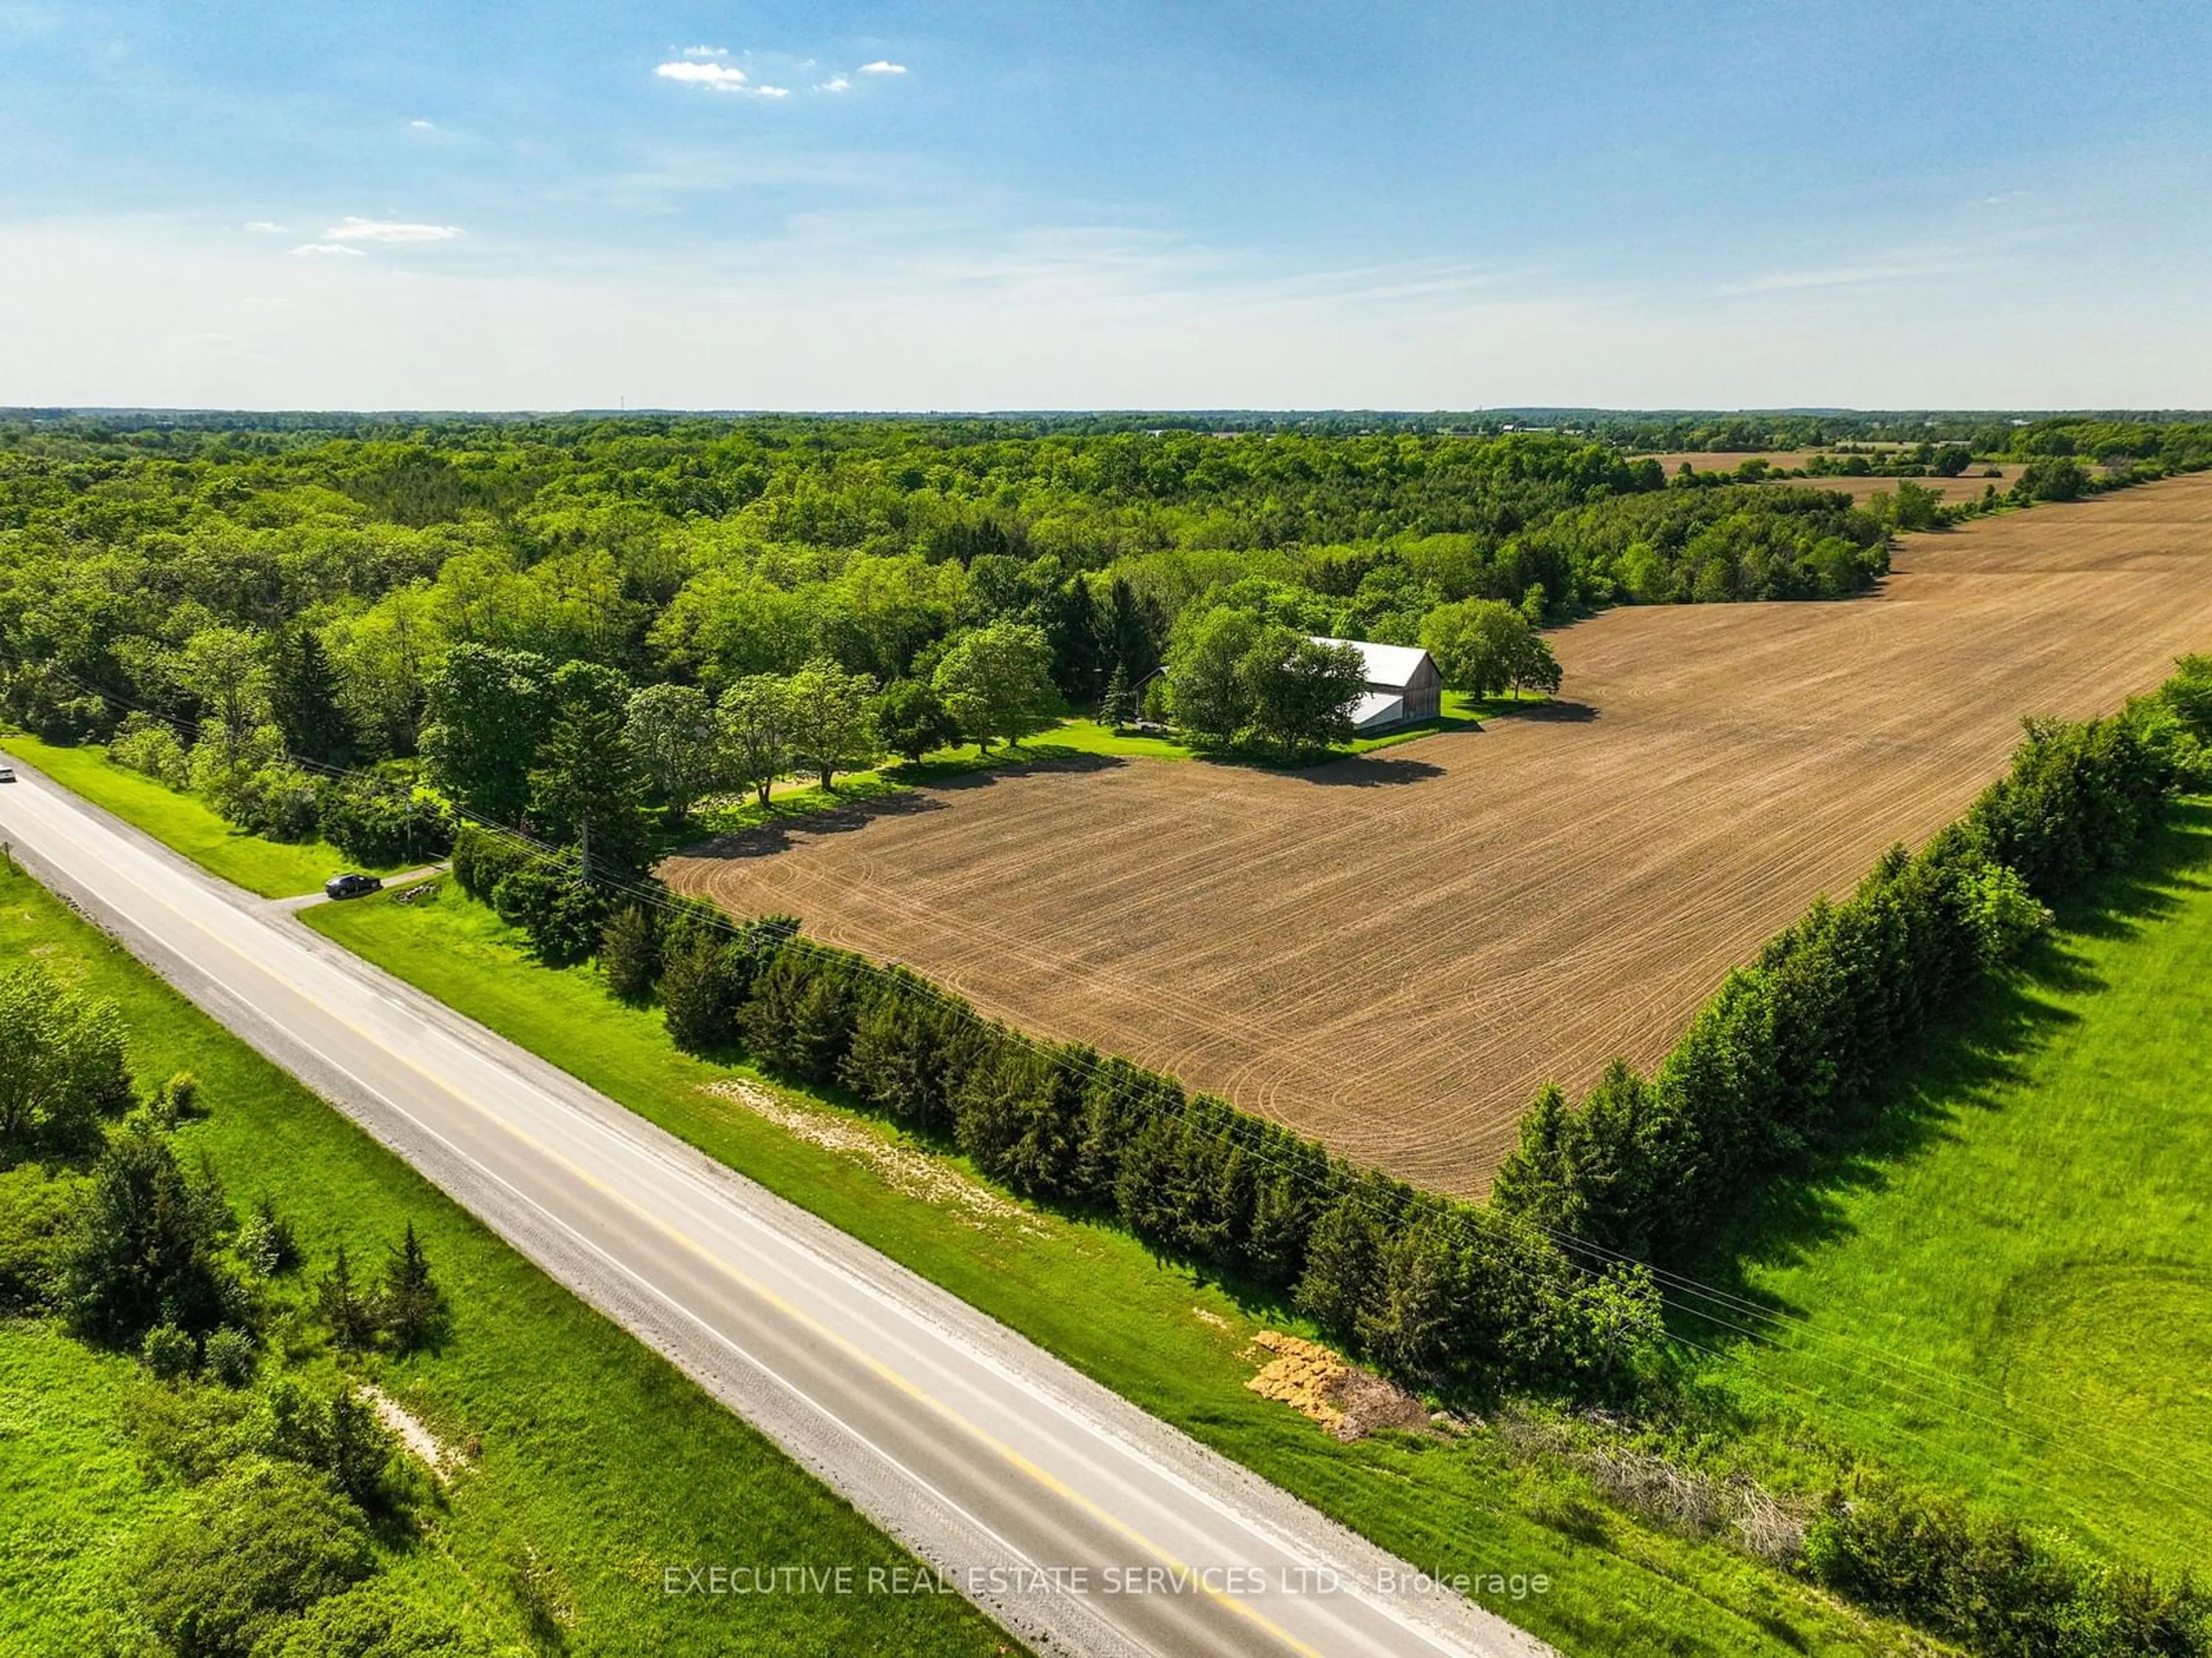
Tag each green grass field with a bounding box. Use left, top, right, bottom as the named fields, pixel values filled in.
left=0, top=732, right=404, bottom=898
left=0, top=861, right=1017, bottom=1657
left=1703, top=802, right=2212, bottom=1570
left=305, top=879, right=1925, bottom=1658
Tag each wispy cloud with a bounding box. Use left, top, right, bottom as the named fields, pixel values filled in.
left=408, top=118, right=435, bottom=131
left=859, top=60, right=906, bottom=75
left=243, top=220, right=286, bottom=234
left=680, top=44, right=726, bottom=59
left=819, top=75, right=850, bottom=93
left=289, top=242, right=363, bottom=258
left=13, top=211, right=2209, bottom=410
left=1714, top=253, right=1969, bottom=297
left=755, top=85, right=790, bottom=99
left=324, top=215, right=463, bottom=243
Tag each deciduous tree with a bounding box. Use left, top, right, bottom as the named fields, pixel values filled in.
left=933, top=621, right=1058, bottom=752
left=623, top=682, right=722, bottom=830
left=1164, top=606, right=1261, bottom=747
left=0, top=963, right=132, bottom=1163
left=718, top=675, right=792, bottom=806
left=1419, top=598, right=1531, bottom=698
left=783, top=656, right=880, bottom=789
left=176, top=624, right=270, bottom=765
left=1236, top=628, right=1366, bottom=758
left=419, top=643, right=552, bottom=825
left=874, top=677, right=961, bottom=763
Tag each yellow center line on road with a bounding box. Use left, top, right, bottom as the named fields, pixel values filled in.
left=351, top=1012, right=1327, bottom=1658
left=11, top=778, right=1329, bottom=1658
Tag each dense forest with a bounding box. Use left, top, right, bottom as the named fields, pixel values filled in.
left=2, top=411, right=2206, bottom=876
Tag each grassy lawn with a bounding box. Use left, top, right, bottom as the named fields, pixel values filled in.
left=0, top=1322, right=192, bottom=1652
left=0, top=731, right=403, bottom=898
left=305, top=879, right=1925, bottom=1658
left=0, top=861, right=1018, bottom=1658
left=1019, top=696, right=1553, bottom=763
left=1702, top=801, right=2212, bottom=1571
left=681, top=698, right=1551, bottom=842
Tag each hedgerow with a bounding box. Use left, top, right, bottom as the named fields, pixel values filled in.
left=1489, top=672, right=2201, bottom=1264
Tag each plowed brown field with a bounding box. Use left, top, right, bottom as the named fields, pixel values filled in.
left=664, top=472, right=2212, bottom=1197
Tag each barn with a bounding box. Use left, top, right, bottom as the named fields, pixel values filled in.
left=1312, top=637, right=1443, bottom=733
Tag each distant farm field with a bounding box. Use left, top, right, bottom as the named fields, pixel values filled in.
left=665, top=472, right=2212, bottom=1196
left=1642, top=451, right=2021, bottom=504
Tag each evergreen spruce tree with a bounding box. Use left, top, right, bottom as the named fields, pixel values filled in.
left=379, top=1222, right=443, bottom=1352
left=1100, top=662, right=1134, bottom=729
left=1243, top=1174, right=1308, bottom=1288
left=59, top=1122, right=234, bottom=1346
left=660, top=932, right=737, bottom=1054
left=267, top=627, right=351, bottom=763
left=317, top=1243, right=377, bottom=1353
left=1291, top=1193, right=1382, bottom=1339
left=600, top=904, right=660, bottom=1004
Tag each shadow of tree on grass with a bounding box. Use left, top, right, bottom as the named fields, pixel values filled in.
left=1675, top=797, right=2212, bottom=1326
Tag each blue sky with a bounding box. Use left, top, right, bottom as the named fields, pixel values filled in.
left=3, top=1, right=2208, bottom=408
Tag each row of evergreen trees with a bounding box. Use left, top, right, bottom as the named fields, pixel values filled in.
left=1491, top=671, right=2209, bottom=1265
left=445, top=836, right=1665, bottom=1399
left=739, top=934, right=1662, bottom=1395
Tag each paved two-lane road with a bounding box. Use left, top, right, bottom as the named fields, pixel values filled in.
left=0, top=751, right=1550, bottom=1658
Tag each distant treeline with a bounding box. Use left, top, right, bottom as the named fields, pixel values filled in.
left=2, top=419, right=1929, bottom=850
left=15, top=412, right=2197, bottom=806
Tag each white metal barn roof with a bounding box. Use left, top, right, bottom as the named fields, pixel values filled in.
left=1349, top=691, right=1405, bottom=732
left=1309, top=636, right=1433, bottom=690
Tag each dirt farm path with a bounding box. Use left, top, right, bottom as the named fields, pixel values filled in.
left=664, top=473, right=2212, bottom=1197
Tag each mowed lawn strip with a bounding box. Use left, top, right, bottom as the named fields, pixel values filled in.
left=1708, top=802, right=2212, bottom=1571
left=305, top=879, right=1927, bottom=1658
left=0, top=732, right=400, bottom=898
left=0, top=863, right=1018, bottom=1658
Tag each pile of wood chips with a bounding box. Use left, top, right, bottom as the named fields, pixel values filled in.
left=1243, top=1331, right=1434, bottom=1442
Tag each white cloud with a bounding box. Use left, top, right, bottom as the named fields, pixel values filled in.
left=656, top=59, right=794, bottom=98
left=656, top=59, right=749, bottom=91
left=408, top=118, right=435, bottom=131
left=323, top=215, right=464, bottom=243
left=243, top=221, right=286, bottom=234
left=819, top=75, right=850, bottom=93
left=289, top=243, right=364, bottom=258
left=680, top=44, right=726, bottom=59
left=858, top=60, right=906, bottom=75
